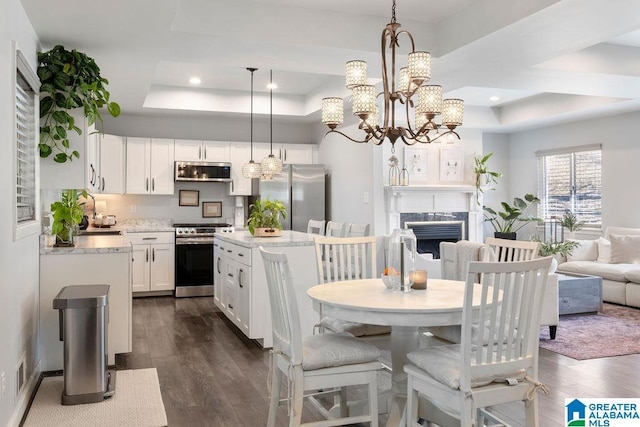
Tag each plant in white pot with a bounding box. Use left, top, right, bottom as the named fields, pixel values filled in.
left=246, top=197, right=287, bottom=237
left=559, top=209, right=584, bottom=239
left=473, top=152, right=502, bottom=202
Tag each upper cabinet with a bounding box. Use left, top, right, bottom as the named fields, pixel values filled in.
left=228, top=142, right=255, bottom=196
left=175, top=140, right=230, bottom=162
left=254, top=143, right=314, bottom=165
left=126, top=138, right=174, bottom=195
left=40, top=110, right=125, bottom=193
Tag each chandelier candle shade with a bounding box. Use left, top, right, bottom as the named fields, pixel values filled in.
left=261, top=69, right=283, bottom=179
left=321, top=0, right=464, bottom=147
left=242, top=67, right=262, bottom=179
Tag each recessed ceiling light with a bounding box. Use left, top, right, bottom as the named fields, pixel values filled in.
left=489, top=96, right=500, bottom=102
left=189, top=77, right=202, bottom=85
left=267, top=82, right=278, bottom=90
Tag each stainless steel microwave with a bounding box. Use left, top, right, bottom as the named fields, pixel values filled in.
left=175, top=161, right=232, bottom=182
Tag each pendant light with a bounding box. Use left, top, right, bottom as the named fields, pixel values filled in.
left=260, top=69, right=283, bottom=179
left=241, top=67, right=262, bottom=179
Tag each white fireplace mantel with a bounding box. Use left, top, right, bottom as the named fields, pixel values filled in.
left=384, top=185, right=483, bottom=242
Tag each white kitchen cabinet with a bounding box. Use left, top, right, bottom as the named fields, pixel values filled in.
left=128, top=232, right=175, bottom=293
left=254, top=142, right=314, bottom=165
left=175, top=139, right=229, bottom=162
left=126, top=137, right=174, bottom=195
left=228, top=142, right=256, bottom=196
left=213, top=240, right=225, bottom=307
left=95, top=134, right=126, bottom=193
left=213, top=232, right=317, bottom=348
left=39, top=250, right=131, bottom=369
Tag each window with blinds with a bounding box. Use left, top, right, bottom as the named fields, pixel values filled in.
left=14, top=46, right=40, bottom=240
left=536, top=145, right=602, bottom=225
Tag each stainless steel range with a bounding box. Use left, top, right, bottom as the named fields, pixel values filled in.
left=174, top=222, right=231, bottom=297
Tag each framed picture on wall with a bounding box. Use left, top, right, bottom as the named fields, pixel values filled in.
left=179, top=190, right=199, bottom=206
left=439, top=148, right=464, bottom=182
left=404, top=147, right=428, bottom=182
left=202, top=201, right=222, bottom=218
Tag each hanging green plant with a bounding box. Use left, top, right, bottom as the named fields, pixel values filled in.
left=37, top=45, right=121, bottom=163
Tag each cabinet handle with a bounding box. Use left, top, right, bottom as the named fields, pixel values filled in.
left=198, top=146, right=202, bottom=160
left=142, top=237, right=157, bottom=241
left=239, top=269, right=244, bottom=288
left=284, top=148, right=287, bottom=162
left=146, top=248, right=149, bottom=262
left=204, top=146, right=207, bottom=159
left=101, top=177, right=105, bottom=191
left=279, top=148, right=282, bottom=160
left=152, top=178, right=155, bottom=192
left=216, top=257, right=221, bottom=273
left=90, top=164, right=96, bottom=186
left=230, top=180, right=234, bottom=192
left=228, top=272, right=233, bottom=277
left=227, top=249, right=232, bottom=253
left=228, top=303, right=233, bottom=309
left=238, top=253, right=244, bottom=257
left=146, top=178, right=149, bottom=191
left=152, top=248, right=155, bottom=262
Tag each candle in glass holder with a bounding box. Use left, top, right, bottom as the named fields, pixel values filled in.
left=410, top=270, right=428, bottom=289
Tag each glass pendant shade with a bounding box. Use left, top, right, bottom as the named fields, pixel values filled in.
left=398, top=67, right=410, bottom=93
left=414, top=112, right=430, bottom=130
left=346, top=60, right=368, bottom=89
left=360, top=105, right=379, bottom=130
left=322, top=97, right=344, bottom=126
left=242, top=160, right=262, bottom=179
left=352, top=85, right=376, bottom=116
left=442, top=98, right=464, bottom=127
left=417, top=85, right=442, bottom=114
left=261, top=154, right=283, bottom=177
left=408, top=51, right=431, bottom=82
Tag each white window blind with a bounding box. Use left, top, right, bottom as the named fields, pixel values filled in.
left=536, top=146, right=602, bottom=225
left=16, top=66, right=37, bottom=223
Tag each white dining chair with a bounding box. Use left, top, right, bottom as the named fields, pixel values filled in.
left=325, top=221, right=347, bottom=237
left=405, top=256, right=553, bottom=427
left=484, top=237, right=540, bottom=262
left=313, top=236, right=391, bottom=338
left=307, top=219, right=326, bottom=236
left=260, top=247, right=381, bottom=427
left=346, top=223, right=371, bottom=237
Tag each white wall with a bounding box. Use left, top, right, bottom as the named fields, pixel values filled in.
left=507, top=111, right=640, bottom=230
left=1, top=1, right=40, bottom=425
left=482, top=133, right=511, bottom=238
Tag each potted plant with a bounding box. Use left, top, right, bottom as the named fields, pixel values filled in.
left=246, top=197, right=287, bottom=237
left=559, top=209, right=584, bottom=239
left=50, top=189, right=88, bottom=246
left=531, top=236, right=579, bottom=272
left=473, top=152, right=502, bottom=199
left=483, top=193, right=541, bottom=239
left=38, top=45, right=121, bottom=163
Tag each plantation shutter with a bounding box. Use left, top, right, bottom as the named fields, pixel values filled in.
left=16, top=67, right=37, bottom=223
left=536, top=145, right=602, bottom=225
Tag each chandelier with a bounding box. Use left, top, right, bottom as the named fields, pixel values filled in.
left=321, top=0, right=464, bottom=147
left=241, top=67, right=262, bottom=179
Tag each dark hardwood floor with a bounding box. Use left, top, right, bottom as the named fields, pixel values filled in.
left=117, top=296, right=640, bottom=426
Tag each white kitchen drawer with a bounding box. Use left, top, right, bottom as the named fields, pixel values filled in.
left=127, top=232, right=174, bottom=245
left=225, top=242, right=252, bottom=265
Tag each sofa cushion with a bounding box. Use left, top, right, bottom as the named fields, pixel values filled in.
left=567, top=239, right=598, bottom=262
left=610, top=234, right=640, bottom=264
left=596, top=237, right=611, bottom=263
left=624, top=270, right=640, bottom=284
left=558, top=261, right=640, bottom=282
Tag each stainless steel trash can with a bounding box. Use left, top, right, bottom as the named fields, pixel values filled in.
left=53, top=284, right=116, bottom=405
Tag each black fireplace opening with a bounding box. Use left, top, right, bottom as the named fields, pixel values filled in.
left=401, top=212, right=468, bottom=259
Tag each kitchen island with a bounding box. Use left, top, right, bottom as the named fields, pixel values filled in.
left=214, top=230, right=317, bottom=348
left=39, top=235, right=132, bottom=370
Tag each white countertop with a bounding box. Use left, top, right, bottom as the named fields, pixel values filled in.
left=40, top=235, right=132, bottom=255
left=214, top=230, right=315, bottom=248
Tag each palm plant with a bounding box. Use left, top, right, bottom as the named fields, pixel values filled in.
left=483, top=193, right=541, bottom=235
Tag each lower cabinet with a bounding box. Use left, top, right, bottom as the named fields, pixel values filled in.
left=129, top=232, right=175, bottom=293
left=213, top=237, right=317, bottom=348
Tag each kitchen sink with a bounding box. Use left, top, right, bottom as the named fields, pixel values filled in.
left=78, top=230, right=121, bottom=236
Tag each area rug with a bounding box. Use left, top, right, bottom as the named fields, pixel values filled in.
left=539, top=303, right=640, bottom=360
left=23, top=368, right=167, bottom=427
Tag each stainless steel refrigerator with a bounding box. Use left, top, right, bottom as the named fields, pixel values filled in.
left=256, top=164, right=326, bottom=232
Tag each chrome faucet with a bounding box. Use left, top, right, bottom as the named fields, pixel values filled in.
left=86, top=193, right=96, bottom=219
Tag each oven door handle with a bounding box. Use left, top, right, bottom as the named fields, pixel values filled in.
left=175, top=239, right=214, bottom=245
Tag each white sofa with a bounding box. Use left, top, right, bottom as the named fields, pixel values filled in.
left=557, top=227, right=640, bottom=308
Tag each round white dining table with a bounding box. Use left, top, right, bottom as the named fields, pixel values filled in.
left=307, top=278, right=482, bottom=427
